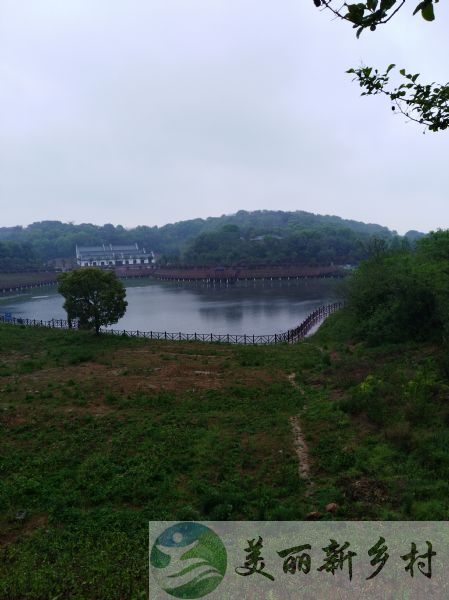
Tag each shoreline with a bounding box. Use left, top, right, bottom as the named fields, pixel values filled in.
left=0, top=264, right=348, bottom=296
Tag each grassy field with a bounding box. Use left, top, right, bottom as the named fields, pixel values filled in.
left=1, top=314, right=449, bottom=598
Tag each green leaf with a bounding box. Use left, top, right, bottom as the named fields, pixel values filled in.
left=347, top=2, right=366, bottom=22
left=380, top=0, right=396, bottom=10
left=413, top=1, right=426, bottom=15
left=421, top=2, right=435, bottom=20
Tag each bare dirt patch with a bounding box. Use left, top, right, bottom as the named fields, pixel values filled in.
left=0, top=409, right=28, bottom=427
left=290, top=416, right=311, bottom=480
left=0, top=514, right=48, bottom=550
left=287, top=373, right=311, bottom=480
left=339, top=476, right=390, bottom=505
left=4, top=343, right=281, bottom=413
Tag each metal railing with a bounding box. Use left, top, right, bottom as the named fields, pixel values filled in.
left=0, top=302, right=343, bottom=345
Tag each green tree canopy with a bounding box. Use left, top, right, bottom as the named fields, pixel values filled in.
left=58, top=268, right=127, bottom=334
left=315, top=0, right=449, bottom=131
left=344, top=230, right=449, bottom=344
left=0, top=211, right=400, bottom=266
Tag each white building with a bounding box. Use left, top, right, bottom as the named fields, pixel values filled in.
left=76, top=244, right=153, bottom=267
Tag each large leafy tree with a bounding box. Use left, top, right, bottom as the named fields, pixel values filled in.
left=344, top=230, right=449, bottom=344
left=315, top=0, right=449, bottom=131
left=58, top=268, right=127, bottom=334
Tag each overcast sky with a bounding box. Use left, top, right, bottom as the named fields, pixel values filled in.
left=1, top=1, right=448, bottom=234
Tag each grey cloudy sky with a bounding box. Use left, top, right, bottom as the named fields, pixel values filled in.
left=1, top=0, right=448, bottom=233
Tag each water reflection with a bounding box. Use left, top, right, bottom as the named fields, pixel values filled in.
left=198, top=305, right=246, bottom=324
left=198, top=299, right=319, bottom=320
left=0, top=278, right=341, bottom=335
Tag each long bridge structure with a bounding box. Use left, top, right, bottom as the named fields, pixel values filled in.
left=120, top=265, right=345, bottom=283
left=0, top=264, right=348, bottom=295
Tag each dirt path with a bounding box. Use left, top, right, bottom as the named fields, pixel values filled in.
left=287, top=373, right=311, bottom=481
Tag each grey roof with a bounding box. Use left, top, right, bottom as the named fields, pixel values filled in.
left=77, top=244, right=139, bottom=252
left=78, top=252, right=114, bottom=258
left=76, top=243, right=149, bottom=259
left=77, top=245, right=107, bottom=252
left=108, top=244, right=139, bottom=251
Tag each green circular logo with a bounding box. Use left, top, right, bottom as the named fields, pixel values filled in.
left=150, top=522, right=227, bottom=599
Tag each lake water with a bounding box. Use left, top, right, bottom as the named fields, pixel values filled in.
left=0, top=278, right=341, bottom=335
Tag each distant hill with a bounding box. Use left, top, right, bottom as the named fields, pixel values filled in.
left=0, top=210, right=422, bottom=269
left=405, top=230, right=426, bottom=241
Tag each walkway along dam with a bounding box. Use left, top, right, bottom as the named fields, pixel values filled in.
left=0, top=265, right=347, bottom=294
left=0, top=302, right=343, bottom=345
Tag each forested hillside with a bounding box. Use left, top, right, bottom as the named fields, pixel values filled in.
left=0, top=210, right=416, bottom=269
left=0, top=242, right=43, bottom=272
left=343, top=230, right=449, bottom=345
